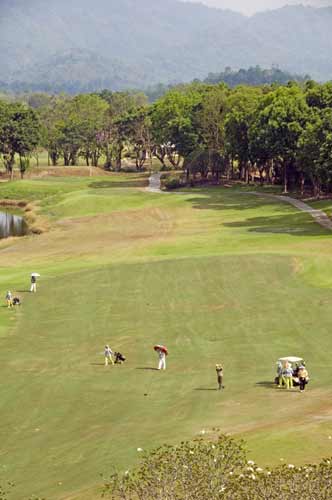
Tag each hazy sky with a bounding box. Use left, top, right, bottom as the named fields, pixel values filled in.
left=183, top=0, right=332, bottom=15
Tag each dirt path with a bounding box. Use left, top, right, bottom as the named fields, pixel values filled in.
left=249, top=191, right=332, bottom=231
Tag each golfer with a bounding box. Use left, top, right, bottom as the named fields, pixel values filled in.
left=104, top=345, right=114, bottom=366
left=6, top=291, right=13, bottom=308
left=30, top=274, right=37, bottom=293
left=276, top=361, right=283, bottom=387
left=283, top=362, right=293, bottom=390
left=216, top=364, right=224, bottom=390
left=298, top=364, right=309, bottom=392
left=157, top=348, right=166, bottom=370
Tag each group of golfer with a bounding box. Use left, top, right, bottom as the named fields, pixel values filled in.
left=5, top=274, right=38, bottom=308
left=276, top=360, right=309, bottom=392
left=4, top=276, right=311, bottom=394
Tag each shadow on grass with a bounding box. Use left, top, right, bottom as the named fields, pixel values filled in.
left=256, top=381, right=277, bottom=389
left=184, top=188, right=330, bottom=237
left=90, top=363, right=106, bottom=366
left=194, top=387, right=218, bottom=391
left=136, top=367, right=159, bottom=371
left=223, top=214, right=329, bottom=236
left=89, top=179, right=147, bottom=190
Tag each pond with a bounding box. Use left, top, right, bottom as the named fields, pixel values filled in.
left=0, top=210, right=28, bottom=239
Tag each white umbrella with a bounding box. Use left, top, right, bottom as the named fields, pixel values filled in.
left=31, top=273, right=41, bottom=278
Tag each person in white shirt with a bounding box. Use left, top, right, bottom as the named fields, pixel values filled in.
left=157, top=349, right=166, bottom=370
left=104, top=345, right=114, bottom=366
left=6, top=291, right=13, bottom=308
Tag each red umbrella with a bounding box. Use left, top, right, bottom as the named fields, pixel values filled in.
left=154, top=345, right=168, bottom=356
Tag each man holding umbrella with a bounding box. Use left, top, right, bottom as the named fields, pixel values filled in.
left=154, top=345, right=168, bottom=370
left=30, top=273, right=40, bottom=293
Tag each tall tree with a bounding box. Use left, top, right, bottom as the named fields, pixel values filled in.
left=250, top=86, right=309, bottom=193
left=0, top=102, right=40, bottom=179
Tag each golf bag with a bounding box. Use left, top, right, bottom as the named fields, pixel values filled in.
left=114, top=352, right=126, bottom=364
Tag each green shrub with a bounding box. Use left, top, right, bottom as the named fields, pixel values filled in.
left=163, top=175, right=183, bottom=190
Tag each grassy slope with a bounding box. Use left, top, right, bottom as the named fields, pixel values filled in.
left=1, top=176, right=332, bottom=498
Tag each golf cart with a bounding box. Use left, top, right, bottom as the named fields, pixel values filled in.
left=274, top=356, right=305, bottom=387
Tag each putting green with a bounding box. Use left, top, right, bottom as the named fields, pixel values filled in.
left=1, top=174, right=332, bottom=499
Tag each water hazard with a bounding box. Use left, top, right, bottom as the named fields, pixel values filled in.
left=0, top=210, right=28, bottom=238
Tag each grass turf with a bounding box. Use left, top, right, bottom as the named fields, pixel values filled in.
left=1, top=175, right=332, bottom=498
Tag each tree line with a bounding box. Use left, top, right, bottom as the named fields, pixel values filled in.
left=1, top=79, right=332, bottom=196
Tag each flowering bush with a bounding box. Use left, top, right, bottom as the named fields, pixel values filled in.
left=102, top=435, right=246, bottom=499
left=102, top=437, right=332, bottom=500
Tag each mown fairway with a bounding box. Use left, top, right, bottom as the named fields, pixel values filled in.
left=1, top=173, right=332, bottom=499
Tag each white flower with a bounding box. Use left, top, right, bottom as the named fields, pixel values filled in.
left=288, top=464, right=295, bottom=469
left=250, top=474, right=256, bottom=480
left=125, top=470, right=129, bottom=475
left=246, top=467, right=254, bottom=472
left=229, top=471, right=233, bottom=476
left=189, top=450, right=194, bottom=455
left=211, top=445, right=216, bottom=449
left=183, top=465, right=188, bottom=469
left=247, top=460, right=255, bottom=465
left=137, top=448, right=143, bottom=452
left=200, top=430, right=206, bottom=435
left=256, top=467, right=263, bottom=473
left=267, top=471, right=271, bottom=476
left=219, top=486, right=226, bottom=493
left=214, top=459, right=217, bottom=463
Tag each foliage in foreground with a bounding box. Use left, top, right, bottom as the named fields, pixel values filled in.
left=102, top=435, right=332, bottom=500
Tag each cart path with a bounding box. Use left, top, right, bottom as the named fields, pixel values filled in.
left=146, top=174, right=332, bottom=231
left=247, top=191, right=332, bottom=231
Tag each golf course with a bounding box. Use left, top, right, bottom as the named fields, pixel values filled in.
left=1, top=171, right=332, bottom=499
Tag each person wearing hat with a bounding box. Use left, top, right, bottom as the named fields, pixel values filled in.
left=157, top=348, right=166, bottom=370
left=298, top=364, right=309, bottom=392
left=216, top=364, right=224, bottom=390
left=283, top=361, right=293, bottom=390
left=276, top=361, right=283, bottom=387
left=104, top=345, right=114, bottom=366
left=6, top=291, right=13, bottom=308
left=30, top=275, right=37, bottom=293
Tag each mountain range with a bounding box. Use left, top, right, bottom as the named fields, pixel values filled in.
left=0, top=0, right=331, bottom=92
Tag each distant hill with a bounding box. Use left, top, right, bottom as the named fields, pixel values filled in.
left=0, top=0, right=331, bottom=92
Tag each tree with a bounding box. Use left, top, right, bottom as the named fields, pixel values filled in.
left=249, top=86, right=309, bottom=193
left=150, top=87, right=203, bottom=168
left=225, top=86, right=262, bottom=182
left=39, top=94, right=109, bottom=167
left=0, top=102, right=40, bottom=179
left=298, top=108, right=332, bottom=196
left=100, top=91, right=148, bottom=171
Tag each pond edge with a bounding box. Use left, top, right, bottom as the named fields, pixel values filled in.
left=0, top=199, right=48, bottom=235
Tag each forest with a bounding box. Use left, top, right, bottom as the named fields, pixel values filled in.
left=1, top=79, right=332, bottom=196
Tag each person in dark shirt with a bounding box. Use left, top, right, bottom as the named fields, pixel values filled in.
left=30, top=275, right=37, bottom=293
left=216, top=364, right=224, bottom=390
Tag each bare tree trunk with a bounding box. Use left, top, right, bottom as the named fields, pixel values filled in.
left=300, top=173, right=305, bottom=197
left=115, top=142, right=123, bottom=172
left=283, top=162, right=288, bottom=194
left=63, top=152, right=70, bottom=167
